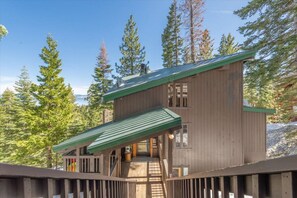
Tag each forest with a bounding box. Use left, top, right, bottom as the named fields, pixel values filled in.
left=0, top=0, right=296, bottom=168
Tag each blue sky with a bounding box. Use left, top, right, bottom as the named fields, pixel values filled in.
left=0, top=0, right=249, bottom=94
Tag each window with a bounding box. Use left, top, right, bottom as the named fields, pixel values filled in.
left=168, top=83, right=174, bottom=107
left=172, top=166, right=189, bottom=177
left=168, top=83, right=188, bottom=107
left=175, top=124, right=189, bottom=148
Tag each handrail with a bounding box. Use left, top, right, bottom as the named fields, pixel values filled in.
left=166, top=155, right=297, bottom=198
left=0, top=163, right=132, bottom=182
left=167, top=154, right=297, bottom=181
left=0, top=163, right=136, bottom=198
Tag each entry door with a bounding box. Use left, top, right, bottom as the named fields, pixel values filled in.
left=137, top=140, right=149, bottom=156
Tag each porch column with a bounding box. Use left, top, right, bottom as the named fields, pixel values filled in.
left=76, top=148, right=80, bottom=172
left=103, top=151, right=111, bottom=176
left=168, top=132, right=173, bottom=177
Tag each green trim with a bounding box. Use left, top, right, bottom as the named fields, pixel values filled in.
left=103, top=51, right=256, bottom=102
left=53, top=108, right=181, bottom=153
left=87, top=117, right=181, bottom=153
left=243, top=106, right=276, bottom=114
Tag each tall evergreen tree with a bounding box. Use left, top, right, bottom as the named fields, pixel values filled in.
left=218, top=33, right=240, bottom=55
left=235, top=0, right=297, bottom=122
left=0, top=89, right=18, bottom=162
left=33, top=35, right=75, bottom=168
left=116, top=15, right=146, bottom=77
left=199, top=29, right=213, bottom=60
left=180, top=0, right=204, bottom=63
left=88, top=42, right=112, bottom=107
left=162, top=0, right=183, bottom=68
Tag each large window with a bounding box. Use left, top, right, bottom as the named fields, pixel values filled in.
left=175, top=124, right=189, bottom=148
left=168, top=83, right=188, bottom=107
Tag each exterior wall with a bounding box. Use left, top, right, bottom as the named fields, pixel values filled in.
left=243, top=111, right=266, bottom=163
left=114, top=85, right=166, bottom=120
left=171, top=62, right=244, bottom=173
left=113, top=61, right=266, bottom=174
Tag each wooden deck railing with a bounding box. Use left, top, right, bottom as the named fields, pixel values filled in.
left=0, top=163, right=136, bottom=198
left=167, top=155, right=297, bottom=198
left=63, top=155, right=101, bottom=173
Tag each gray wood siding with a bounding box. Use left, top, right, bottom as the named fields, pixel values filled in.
left=114, top=85, right=166, bottom=120
left=172, top=62, right=244, bottom=173
left=113, top=61, right=266, bottom=174
left=243, top=111, right=266, bottom=163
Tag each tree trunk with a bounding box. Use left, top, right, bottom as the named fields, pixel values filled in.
left=190, top=0, right=195, bottom=63
left=47, top=146, right=52, bottom=168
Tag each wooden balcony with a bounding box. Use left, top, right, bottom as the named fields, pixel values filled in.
left=63, top=155, right=102, bottom=173
left=0, top=162, right=136, bottom=198
left=167, top=155, right=297, bottom=198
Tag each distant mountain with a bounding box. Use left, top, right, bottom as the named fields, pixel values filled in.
left=75, top=94, right=88, bottom=106
left=267, top=122, right=297, bottom=158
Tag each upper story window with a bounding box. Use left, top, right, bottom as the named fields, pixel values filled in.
left=168, top=83, right=188, bottom=107
left=175, top=124, right=189, bottom=148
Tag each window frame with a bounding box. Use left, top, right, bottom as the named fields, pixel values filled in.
left=174, top=124, right=189, bottom=149
left=167, top=82, right=189, bottom=108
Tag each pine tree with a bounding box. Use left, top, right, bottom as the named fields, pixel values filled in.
left=14, top=66, right=36, bottom=137
left=235, top=0, right=297, bottom=122
left=218, top=33, right=240, bottom=55
left=8, top=67, right=38, bottom=164
left=162, top=0, right=183, bottom=68
left=116, top=15, right=146, bottom=77
left=0, top=89, right=19, bottom=162
left=199, top=29, right=213, bottom=60
left=88, top=42, right=112, bottom=107
left=33, top=35, right=75, bottom=168
left=0, top=24, right=8, bottom=40
left=180, top=0, right=204, bottom=63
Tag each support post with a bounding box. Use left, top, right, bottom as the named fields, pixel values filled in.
left=168, top=132, right=173, bottom=177
left=103, top=152, right=111, bottom=176
left=76, top=148, right=80, bottom=172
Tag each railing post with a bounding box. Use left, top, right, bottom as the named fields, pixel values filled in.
left=211, top=177, right=219, bottom=198
left=19, top=177, right=31, bottom=198
left=233, top=176, right=244, bottom=198
left=90, top=156, right=95, bottom=173
left=220, top=176, right=229, bottom=198
left=47, top=178, right=54, bottom=198
left=282, top=172, right=294, bottom=198
left=62, top=179, right=70, bottom=198
left=205, top=178, right=211, bottom=198
left=252, top=174, right=265, bottom=198
left=102, top=180, right=107, bottom=198
left=91, top=180, right=97, bottom=198
left=76, top=148, right=80, bottom=172
left=199, top=178, right=205, bottom=198
left=74, top=179, right=81, bottom=197
left=84, top=180, right=90, bottom=198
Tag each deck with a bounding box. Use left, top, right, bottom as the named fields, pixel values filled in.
left=121, top=157, right=166, bottom=198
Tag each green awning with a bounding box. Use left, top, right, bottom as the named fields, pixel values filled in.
left=243, top=106, right=276, bottom=114
left=53, top=108, right=181, bottom=153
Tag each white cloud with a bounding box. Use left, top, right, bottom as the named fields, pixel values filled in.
left=72, top=85, right=88, bottom=95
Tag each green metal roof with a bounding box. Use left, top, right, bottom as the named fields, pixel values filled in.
left=53, top=108, right=181, bottom=153
left=104, top=51, right=256, bottom=102
left=87, top=108, right=181, bottom=153
left=243, top=106, right=276, bottom=114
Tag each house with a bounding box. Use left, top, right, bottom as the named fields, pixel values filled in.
left=53, top=51, right=275, bottom=178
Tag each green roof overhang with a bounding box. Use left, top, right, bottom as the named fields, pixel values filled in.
left=103, top=51, right=256, bottom=102
left=53, top=108, right=181, bottom=153
left=87, top=108, right=181, bottom=153
left=243, top=106, right=276, bottom=115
